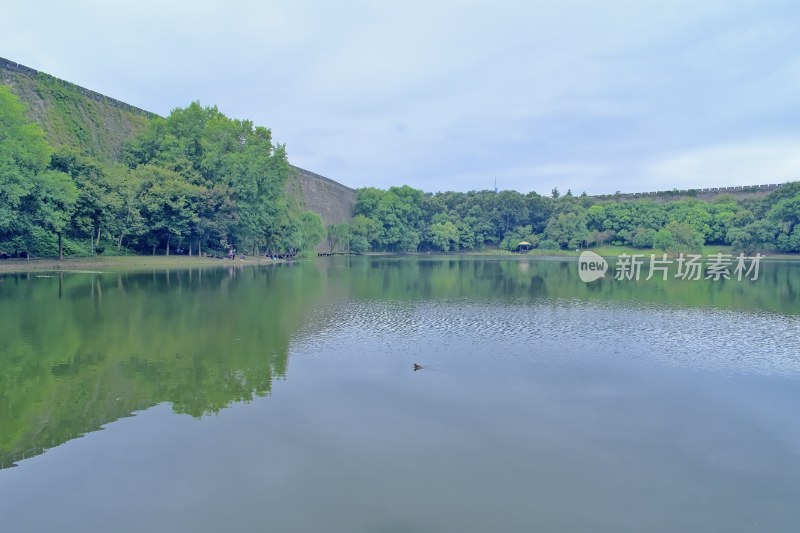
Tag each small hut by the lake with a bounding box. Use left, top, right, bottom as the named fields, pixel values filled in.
left=517, top=241, right=531, bottom=252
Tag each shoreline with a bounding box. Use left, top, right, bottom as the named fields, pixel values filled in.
left=2, top=249, right=797, bottom=273
left=0, top=255, right=289, bottom=273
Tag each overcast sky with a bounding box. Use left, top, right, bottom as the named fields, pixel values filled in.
left=3, top=1, right=800, bottom=194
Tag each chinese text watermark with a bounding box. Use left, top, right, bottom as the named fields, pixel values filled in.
left=578, top=252, right=763, bottom=283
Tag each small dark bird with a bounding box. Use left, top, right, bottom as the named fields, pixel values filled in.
left=413, top=363, right=424, bottom=371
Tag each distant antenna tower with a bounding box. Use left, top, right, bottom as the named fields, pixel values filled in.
left=494, top=177, right=498, bottom=193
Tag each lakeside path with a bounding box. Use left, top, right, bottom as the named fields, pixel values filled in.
left=0, top=255, right=287, bottom=273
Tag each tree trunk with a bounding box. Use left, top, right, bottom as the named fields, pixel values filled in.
left=58, top=233, right=63, bottom=261
left=166, top=233, right=170, bottom=256
left=95, top=225, right=102, bottom=247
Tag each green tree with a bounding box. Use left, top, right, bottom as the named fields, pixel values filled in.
left=653, top=222, right=703, bottom=253
left=349, top=214, right=381, bottom=252
left=494, top=190, right=528, bottom=235
left=325, top=223, right=350, bottom=254
left=727, top=220, right=775, bottom=254
left=32, top=170, right=79, bottom=260
left=768, top=190, right=800, bottom=245
left=652, top=228, right=677, bottom=252
left=526, top=192, right=552, bottom=233
left=0, top=86, right=51, bottom=246
left=371, top=186, right=424, bottom=252
left=429, top=221, right=460, bottom=251
left=631, top=227, right=655, bottom=249
left=776, top=228, right=800, bottom=252
left=1, top=86, right=79, bottom=258
left=499, top=225, right=538, bottom=251
left=543, top=212, right=590, bottom=249
left=50, top=149, right=122, bottom=252
left=586, top=205, right=607, bottom=232
left=297, top=211, right=325, bottom=251
left=137, top=165, right=201, bottom=255
left=124, top=102, right=290, bottom=256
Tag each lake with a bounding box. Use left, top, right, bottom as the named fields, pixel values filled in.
left=1, top=256, right=799, bottom=532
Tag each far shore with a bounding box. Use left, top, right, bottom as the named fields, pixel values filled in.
left=2, top=247, right=797, bottom=273
left=0, top=255, right=289, bottom=273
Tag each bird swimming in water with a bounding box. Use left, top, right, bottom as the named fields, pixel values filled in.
left=413, top=363, right=423, bottom=371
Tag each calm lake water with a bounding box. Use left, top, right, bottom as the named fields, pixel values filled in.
left=1, top=256, right=799, bottom=532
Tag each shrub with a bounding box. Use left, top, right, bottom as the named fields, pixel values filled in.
left=538, top=239, right=560, bottom=250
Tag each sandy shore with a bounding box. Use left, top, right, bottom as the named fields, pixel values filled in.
left=0, top=255, right=287, bottom=273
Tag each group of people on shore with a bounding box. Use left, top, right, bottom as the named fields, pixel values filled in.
left=226, top=249, right=245, bottom=261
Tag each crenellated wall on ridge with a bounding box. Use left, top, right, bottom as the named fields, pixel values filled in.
left=591, top=183, right=784, bottom=203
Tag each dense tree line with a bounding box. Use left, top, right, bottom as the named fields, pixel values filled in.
left=348, top=183, right=800, bottom=254
left=4, top=83, right=798, bottom=258
left=0, top=87, right=324, bottom=258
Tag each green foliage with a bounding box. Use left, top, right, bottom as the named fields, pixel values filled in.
left=727, top=220, right=776, bottom=254
left=325, top=223, right=350, bottom=253
left=0, top=91, right=326, bottom=258
left=494, top=190, right=528, bottom=233
left=348, top=214, right=379, bottom=253
left=631, top=228, right=655, bottom=249
left=351, top=181, right=800, bottom=256
left=652, top=228, right=677, bottom=252
left=776, top=228, right=800, bottom=252
left=0, top=86, right=79, bottom=257
left=123, top=102, right=295, bottom=255
left=30, top=74, right=150, bottom=159
left=652, top=221, right=704, bottom=253
left=499, top=226, right=538, bottom=252
left=544, top=212, right=590, bottom=249
left=297, top=211, right=325, bottom=251
left=429, top=221, right=459, bottom=251
left=1, top=86, right=50, bottom=238
left=355, top=186, right=424, bottom=252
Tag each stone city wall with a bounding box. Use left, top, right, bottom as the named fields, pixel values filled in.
left=592, top=183, right=784, bottom=202
left=0, top=56, right=157, bottom=118
left=288, top=165, right=356, bottom=225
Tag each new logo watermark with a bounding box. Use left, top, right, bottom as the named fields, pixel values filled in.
left=578, top=252, right=764, bottom=283
left=578, top=251, right=609, bottom=282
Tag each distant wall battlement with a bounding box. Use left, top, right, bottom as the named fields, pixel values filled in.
left=593, top=183, right=786, bottom=202
left=0, top=56, right=158, bottom=118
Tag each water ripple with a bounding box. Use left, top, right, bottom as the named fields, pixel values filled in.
left=293, top=299, right=800, bottom=377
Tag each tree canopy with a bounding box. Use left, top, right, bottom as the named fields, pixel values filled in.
left=348, top=182, right=800, bottom=254
left=0, top=92, right=326, bottom=258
